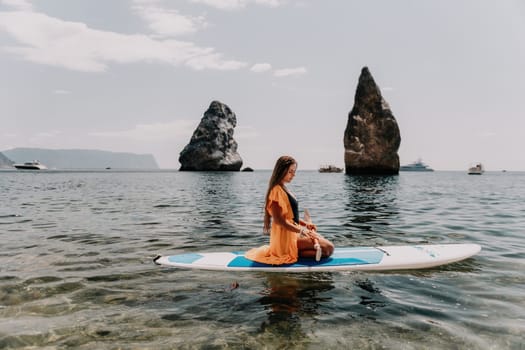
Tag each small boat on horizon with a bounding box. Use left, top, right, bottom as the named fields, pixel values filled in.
left=319, top=165, right=343, bottom=173
left=13, top=160, right=47, bottom=170
left=400, top=159, right=434, bottom=172
left=468, top=163, right=484, bottom=175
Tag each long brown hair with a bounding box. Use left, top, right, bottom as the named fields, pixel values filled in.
left=263, top=155, right=297, bottom=233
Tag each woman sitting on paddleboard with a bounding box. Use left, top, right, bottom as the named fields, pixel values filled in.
left=246, top=155, right=334, bottom=265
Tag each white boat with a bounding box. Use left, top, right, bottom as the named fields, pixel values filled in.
left=13, top=160, right=47, bottom=170
left=400, top=159, right=434, bottom=172
left=468, top=163, right=484, bottom=175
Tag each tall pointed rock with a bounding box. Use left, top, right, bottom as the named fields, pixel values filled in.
left=344, top=67, right=401, bottom=175
left=179, top=101, right=243, bottom=171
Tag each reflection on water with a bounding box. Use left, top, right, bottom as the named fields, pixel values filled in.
left=193, top=173, right=238, bottom=242
left=343, top=176, right=400, bottom=242
left=258, top=274, right=334, bottom=339
left=354, top=278, right=386, bottom=315
left=191, top=172, right=266, bottom=247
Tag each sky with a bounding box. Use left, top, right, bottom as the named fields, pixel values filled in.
left=1, top=0, right=524, bottom=171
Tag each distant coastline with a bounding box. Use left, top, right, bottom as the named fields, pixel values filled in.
left=2, top=148, right=159, bottom=170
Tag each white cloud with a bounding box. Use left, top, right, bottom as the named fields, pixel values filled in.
left=1, top=0, right=33, bottom=11
left=190, top=0, right=248, bottom=10
left=90, top=120, right=198, bottom=141
left=132, top=0, right=162, bottom=4
left=0, top=10, right=246, bottom=72
left=273, top=66, right=307, bottom=77
left=185, top=52, right=247, bottom=70
left=35, top=131, right=61, bottom=138
left=22, top=130, right=62, bottom=146
left=132, top=1, right=207, bottom=37
left=189, top=0, right=283, bottom=10
left=0, top=2, right=305, bottom=80
left=236, top=126, right=259, bottom=138
left=250, top=63, right=272, bottom=73
left=479, top=131, right=496, bottom=138
left=53, top=89, right=71, bottom=95
left=254, top=0, right=282, bottom=7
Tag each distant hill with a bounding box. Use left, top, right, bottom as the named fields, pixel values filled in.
left=3, top=148, right=159, bottom=169
left=0, top=152, right=14, bottom=168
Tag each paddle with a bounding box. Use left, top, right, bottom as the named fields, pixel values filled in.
left=303, top=208, right=322, bottom=261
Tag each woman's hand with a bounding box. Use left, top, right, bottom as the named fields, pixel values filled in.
left=305, top=223, right=317, bottom=231
left=305, top=229, right=321, bottom=242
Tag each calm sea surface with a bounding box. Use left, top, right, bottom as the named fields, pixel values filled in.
left=0, top=170, right=524, bottom=349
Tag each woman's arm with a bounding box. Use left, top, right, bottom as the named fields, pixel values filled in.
left=269, top=202, right=302, bottom=233
left=299, top=219, right=317, bottom=231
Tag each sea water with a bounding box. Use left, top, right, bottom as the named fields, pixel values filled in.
left=0, top=170, right=524, bottom=349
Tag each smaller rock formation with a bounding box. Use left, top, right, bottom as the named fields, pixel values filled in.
left=241, top=167, right=254, bottom=172
left=343, top=67, right=401, bottom=175
left=179, top=101, right=243, bottom=171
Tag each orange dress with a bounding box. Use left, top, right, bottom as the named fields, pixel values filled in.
left=245, top=185, right=298, bottom=265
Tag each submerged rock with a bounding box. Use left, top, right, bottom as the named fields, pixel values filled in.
left=343, top=67, right=401, bottom=175
left=179, top=101, right=243, bottom=171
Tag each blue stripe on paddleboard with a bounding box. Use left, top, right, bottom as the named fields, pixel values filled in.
left=227, top=248, right=383, bottom=268
left=167, top=253, right=203, bottom=264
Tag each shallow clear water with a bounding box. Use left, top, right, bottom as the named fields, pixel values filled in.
left=1, top=170, right=524, bottom=349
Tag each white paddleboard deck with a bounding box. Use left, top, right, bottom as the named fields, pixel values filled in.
left=154, top=243, right=481, bottom=273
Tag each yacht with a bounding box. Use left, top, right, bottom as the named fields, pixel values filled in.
left=13, top=160, right=47, bottom=170
left=468, top=163, right=484, bottom=175
left=400, top=159, right=434, bottom=172
left=319, top=165, right=343, bottom=173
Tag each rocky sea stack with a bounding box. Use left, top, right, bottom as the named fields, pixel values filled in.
left=179, top=101, right=243, bottom=171
left=343, top=67, right=401, bottom=175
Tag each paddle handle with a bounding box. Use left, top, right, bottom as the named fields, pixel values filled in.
left=304, top=209, right=322, bottom=261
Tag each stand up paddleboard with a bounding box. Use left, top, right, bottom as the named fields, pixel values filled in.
left=154, top=243, right=481, bottom=273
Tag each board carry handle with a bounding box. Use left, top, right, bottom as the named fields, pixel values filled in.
left=153, top=255, right=162, bottom=265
